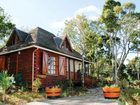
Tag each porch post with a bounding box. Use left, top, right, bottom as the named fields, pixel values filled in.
left=32, top=49, right=35, bottom=89
left=68, top=58, right=70, bottom=80
left=73, top=60, right=75, bottom=80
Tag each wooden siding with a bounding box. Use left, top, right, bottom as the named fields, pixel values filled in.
left=17, top=49, right=34, bottom=83
left=0, top=56, right=5, bottom=71
left=37, top=75, right=66, bottom=87
left=0, top=48, right=89, bottom=88
left=8, top=53, right=17, bottom=74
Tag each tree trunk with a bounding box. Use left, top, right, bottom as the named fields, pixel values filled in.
left=82, top=55, right=85, bottom=87
left=137, top=70, right=140, bottom=80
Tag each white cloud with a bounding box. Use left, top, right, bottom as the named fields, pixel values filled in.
left=88, top=16, right=99, bottom=21
left=49, top=17, right=73, bottom=29
left=49, top=5, right=101, bottom=31
left=50, top=20, right=65, bottom=29
left=75, top=5, right=101, bottom=15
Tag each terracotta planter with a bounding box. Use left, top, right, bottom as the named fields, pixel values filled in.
left=102, top=87, right=120, bottom=99
left=46, top=87, right=62, bottom=98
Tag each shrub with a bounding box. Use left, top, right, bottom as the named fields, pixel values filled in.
left=0, top=71, right=15, bottom=94
left=0, top=71, right=15, bottom=102
left=119, top=88, right=140, bottom=105
left=32, top=78, right=41, bottom=92
left=14, top=72, right=23, bottom=86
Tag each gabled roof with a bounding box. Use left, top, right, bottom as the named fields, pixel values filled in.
left=6, top=28, right=30, bottom=46
left=1, top=27, right=87, bottom=61
left=60, top=35, right=73, bottom=51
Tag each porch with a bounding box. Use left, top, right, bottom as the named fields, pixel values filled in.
left=33, top=49, right=94, bottom=88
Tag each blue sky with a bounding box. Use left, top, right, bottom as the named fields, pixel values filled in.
left=0, top=0, right=140, bottom=35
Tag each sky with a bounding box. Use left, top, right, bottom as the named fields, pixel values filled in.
left=0, top=0, right=140, bottom=35
left=0, top=0, right=140, bottom=62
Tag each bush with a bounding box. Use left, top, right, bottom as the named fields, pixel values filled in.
left=14, top=72, right=23, bottom=86
left=119, top=88, right=140, bottom=105
left=0, top=71, right=15, bottom=94
left=32, top=78, right=41, bottom=92
left=0, top=71, right=15, bottom=102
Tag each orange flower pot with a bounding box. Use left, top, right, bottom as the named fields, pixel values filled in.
left=46, top=87, right=62, bottom=98
left=102, top=87, right=120, bottom=99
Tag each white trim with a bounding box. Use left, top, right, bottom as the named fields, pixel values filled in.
left=34, top=45, right=89, bottom=62
left=0, top=46, right=34, bottom=55
left=0, top=45, right=89, bottom=63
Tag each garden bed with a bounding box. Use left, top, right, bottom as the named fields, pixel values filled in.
left=0, top=91, right=45, bottom=105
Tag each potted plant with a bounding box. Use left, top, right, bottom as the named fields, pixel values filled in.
left=32, top=78, right=41, bottom=93
left=102, top=84, right=121, bottom=99
left=45, top=85, right=62, bottom=98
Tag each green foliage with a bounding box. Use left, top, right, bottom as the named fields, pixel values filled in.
left=58, top=80, right=73, bottom=90
left=0, top=7, right=15, bottom=46
left=113, top=6, right=123, bottom=14
left=100, top=0, right=121, bottom=32
left=0, top=91, right=44, bottom=105
left=12, top=91, right=44, bottom=102
left=58, top=80, right=86, bottom=97
left=119, top=88, right=140, bottom=105
left=123, top=2, right=135, bottom=13
left=63, top=15, right=92, bottom=53
left=0, top=71, right=15, bottom=94
left=14, top=72, right=24, bottom=86
left=32, top=78, right=41, bottom=89
left=99, top=0, right=140, bottom=84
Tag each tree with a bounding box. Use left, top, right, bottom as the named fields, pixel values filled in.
left=86, top=21, right=112, bottom=80
left=63, top=15, right=93, bottom=86
left=127, top=57, right=140, bottom=80
left=99, top=0, right=121, bottom=84
left=100, top=0, right=140, bottom=84
left=0, top=7, right=15, bottom=46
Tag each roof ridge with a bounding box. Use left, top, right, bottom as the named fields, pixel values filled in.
left=36, top=27, right=56, bottom=37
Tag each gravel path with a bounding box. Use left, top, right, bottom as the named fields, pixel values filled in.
left=27, top=88, right=118, bottom=105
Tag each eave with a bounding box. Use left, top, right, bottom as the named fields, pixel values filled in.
left=0, top=45, right=89, bottom=63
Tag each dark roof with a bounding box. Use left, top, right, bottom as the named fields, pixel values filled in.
left=2, top=27, right=85, bottom=60
left=15, top=29, right=29, bottom=41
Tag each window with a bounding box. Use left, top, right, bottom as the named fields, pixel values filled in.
left=85, top=64, right=89, bottom=74
left=59, top=56, right=65, bottom=75
left=66, top=58, right=68, bottom=71
left=70, top=59, right=74, bottom=72
left=48, top=56, right=56, bottom=75
left=75, top=61, right=82, bottom=72
left=42, top=51, right=48, bottom=74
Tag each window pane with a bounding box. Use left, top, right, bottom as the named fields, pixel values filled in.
left=59, top=56, right=65, bottom=75
left=48, top=56, right=56, bottom=75
left=70, top=59, right=73, bottom=72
